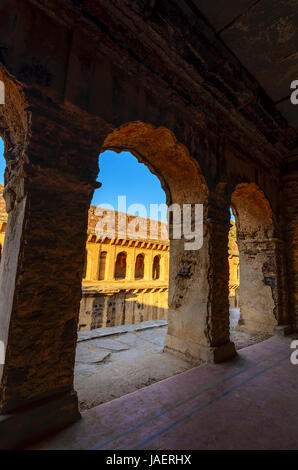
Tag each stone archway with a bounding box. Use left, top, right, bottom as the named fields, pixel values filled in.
left=114, top=251, right=127, bottom=280
left=135, top=253, right=145, bottom=280
left=231, top=182, right=279, bottom=334
left=101, top=122, right=234, bottom=364
left=153, top=255, right=161, bottom=280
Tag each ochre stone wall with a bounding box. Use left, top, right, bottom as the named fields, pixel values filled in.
left=228, top=222, right=240, bottom=308
left=79, top=288, right=168, bottom=331
left=80, top=207, right=170, bottom=330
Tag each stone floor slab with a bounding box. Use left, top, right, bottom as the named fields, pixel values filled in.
left=86, top=338, right=130, bottom=351
left=115, top=332, right=159, bottom=350
left=32, top=336, right=298, bottom=450
left=75, top=344, right=110, bottom=364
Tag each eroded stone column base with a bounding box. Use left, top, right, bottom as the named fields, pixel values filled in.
left=236, top=319, right=276, bottom=336
left=273, top=325, right=293, bottom=336
left=164, top=333, right=237, bottom=364
left=0, top=390, right=80, bottom=450
left=200, top=342, right=237, bottom=364
left=164, top=333, right=202, bottom=364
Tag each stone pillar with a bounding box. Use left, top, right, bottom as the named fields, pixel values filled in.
left=126, top=251, right=135, bottom=281
left=236, top=237, right=279, bottom=335
left=86, top=250, right=92, bottom=280
left=150, top=248, right=154, bottom=280
left=0, top=107, right=100, bottom=448
left=161, top=253, right=167, bottom=281
left=201, top=193, right=236, bottom=362
left=96, top=245, right=102, bottom=281
left=231, top=182, right=284, bottom=335
left=273, top=237, right=290, bottom=336
left=283, top=167, right=298, bottom=333
left=102, top=296, right=109, bottom=328
left=107, top=244, right=116, bottom=281
left=144, top=249, right=152, bottom=280
left=164, top=192, right=236, bottom=364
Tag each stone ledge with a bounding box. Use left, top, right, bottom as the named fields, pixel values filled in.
left=0, top=390, right=80, bottom=450
left=164, top=333, right=203, bottom=365
left=164, top=333, right=237, bottom=364
left=78, top=319, right=168, bottom=343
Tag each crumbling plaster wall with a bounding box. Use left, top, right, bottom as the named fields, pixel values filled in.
left=231, top=183, right=278, bottom=334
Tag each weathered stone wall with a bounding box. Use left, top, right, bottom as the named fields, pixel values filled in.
left=0, top=193, right=240, bottom=333
left=87, top=205, right=168, bottom=241
left=79, top=288, right=168, bottom=331
left=80, top=212, right=170, bottom=331
left=231, top=183, right=279, bottom=334
left=83, top=212, right=170, bottom=283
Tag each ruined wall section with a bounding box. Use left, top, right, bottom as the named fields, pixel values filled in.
left=231, top=183, right=279, bottom=334
left=79, top=288, right=168, bottom=331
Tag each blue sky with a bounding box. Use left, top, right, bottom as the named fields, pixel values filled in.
left=94, top=150, right=166, bottom=220
left=0, top=140, right=167, bottom=220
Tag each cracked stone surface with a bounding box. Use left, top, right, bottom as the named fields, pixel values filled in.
left=75, top=344, right=111, bottom=364
left=77, top=320, right=168, bottom=342
left=85, top=338, right=130, bottom=351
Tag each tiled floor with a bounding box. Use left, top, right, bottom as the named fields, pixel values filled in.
left=33, top=335, right=298, bottom=450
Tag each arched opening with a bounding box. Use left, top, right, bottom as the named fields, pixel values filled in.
left=230, top=183, right=277, bottom=337
left=228, top=215, right=240, bottom=332
left=98, top=251, right=107, bottom=280
left=114, top=252, right=127, bottom=280
left=153, top=255, right=160, bottom=280
left=75, top=122, right=209, bottom=412
left=135, top=253, right=145, bottom=280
